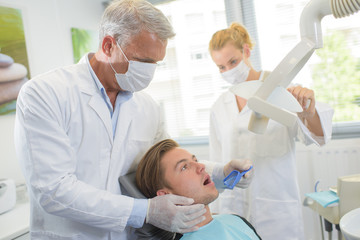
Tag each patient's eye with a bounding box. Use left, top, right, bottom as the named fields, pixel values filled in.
left=181, top=164, right=188, bottom=171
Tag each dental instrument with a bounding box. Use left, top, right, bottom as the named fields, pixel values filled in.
left=223, top=166, right=253, bottom=189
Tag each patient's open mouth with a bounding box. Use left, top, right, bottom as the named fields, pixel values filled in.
left=203, top=175, right=211, bottom=185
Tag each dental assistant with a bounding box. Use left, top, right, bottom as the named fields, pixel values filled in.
left=208, top=23, right=334, bottom=240
left=13, top=1, right=207, bottom=239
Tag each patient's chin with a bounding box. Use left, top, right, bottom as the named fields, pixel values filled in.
left=195, top=192, right=219, bottom=205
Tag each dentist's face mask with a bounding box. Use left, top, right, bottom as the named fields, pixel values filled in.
left=221, top=59, right=250, bottom=85
left=109, top=42, right=157, bottom=92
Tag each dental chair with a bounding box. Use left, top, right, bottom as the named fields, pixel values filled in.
left=119, top=172, right=183, bottom=240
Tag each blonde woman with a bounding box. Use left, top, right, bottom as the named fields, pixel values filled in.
left=208, top=22, right=334, bottom=239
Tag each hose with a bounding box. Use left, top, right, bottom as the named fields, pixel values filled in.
left=331, top=0, right=360, bottom=18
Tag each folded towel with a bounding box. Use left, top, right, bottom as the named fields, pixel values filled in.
left=305, top=190, right=339, bottom=208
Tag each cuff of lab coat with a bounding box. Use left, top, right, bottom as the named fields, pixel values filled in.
left=315, top=102, right=334, bottom=144
left=297, top=102, right=334, bottom=146
left=297, top=118, right=321, bottom=146
left=128, top=198, right=148, bottom=228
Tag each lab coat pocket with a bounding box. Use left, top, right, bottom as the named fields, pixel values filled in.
left=254, top=197, right=301, bottom=240
left=250, top=121, right=291, bottom=159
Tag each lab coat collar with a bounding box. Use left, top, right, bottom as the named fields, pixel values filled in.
left=88, top=94, right=113, bottom=142
left=77, top=52, right=99, bottom=95
left=87, top=92, right=138, bottom=145
left=223, top=90, right=251, bottom=115
left=76, top=53, right=139, bottom=144
left=71, top=56, right=113, bottom=140
left=75, top=62, right=97, bottom=95
left=224, top=90, right=236, bottom=103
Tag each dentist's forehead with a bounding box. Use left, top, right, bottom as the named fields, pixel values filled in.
left=127, top=31, right=167, bottom=63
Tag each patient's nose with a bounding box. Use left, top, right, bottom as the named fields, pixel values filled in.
left=195, top=162, right=205, bottom=174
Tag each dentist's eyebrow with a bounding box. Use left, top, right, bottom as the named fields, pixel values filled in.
left=174, top=155, right=196, bottom=170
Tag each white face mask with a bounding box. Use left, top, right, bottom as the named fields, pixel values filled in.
left=109, top=42, right=157, bottom=93
left=221, top=60, right=250, bottom=85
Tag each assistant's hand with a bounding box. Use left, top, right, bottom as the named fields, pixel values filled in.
left=146, top=194, right=206, bottom=233
left=287, top=86, right=316, bottom=119
left=223, top=159, right=253, bottom=188
left=287, top=85, right=324, bottom=136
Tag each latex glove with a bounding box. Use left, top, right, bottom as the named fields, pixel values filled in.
left=223, top=159, right=253, bottom=188
left=146, top=194, right=206, bottom=233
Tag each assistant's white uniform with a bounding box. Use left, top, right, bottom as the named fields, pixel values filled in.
left=209, top=72, right=334, bottom=240
left=14, top=60, right=167, bottom=239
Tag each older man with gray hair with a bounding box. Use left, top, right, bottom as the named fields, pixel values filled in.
left=15, top=0, right=252, bottom=239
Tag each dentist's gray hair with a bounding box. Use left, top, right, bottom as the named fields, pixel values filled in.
left=99, top=0, right=175, bottom=47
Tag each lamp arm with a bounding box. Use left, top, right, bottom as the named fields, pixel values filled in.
left=247, top=0, right=360, bottom=134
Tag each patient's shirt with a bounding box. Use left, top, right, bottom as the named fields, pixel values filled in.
left=181, top=214, right=260, bottom=240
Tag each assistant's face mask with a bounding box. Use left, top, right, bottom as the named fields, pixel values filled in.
left=109, top=42, right=157, bottom=93
left=221, top=59, right=250, bottom=85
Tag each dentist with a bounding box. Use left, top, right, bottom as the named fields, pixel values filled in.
left=14, top=1, right=252, bottom=239
left=14, top=1, right=201, bottom=239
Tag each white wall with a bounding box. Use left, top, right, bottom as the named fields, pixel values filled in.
left=0, top=0, right=104, bottom=77
left=0, top=0, right=105, bottom=184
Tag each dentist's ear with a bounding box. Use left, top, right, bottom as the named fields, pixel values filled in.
left=102, top=36, right=115, bottom=57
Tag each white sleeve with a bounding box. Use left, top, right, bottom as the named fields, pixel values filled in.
left=14, top=83, right=134, bottom=232
left=296, top=101, right=334, bottom=146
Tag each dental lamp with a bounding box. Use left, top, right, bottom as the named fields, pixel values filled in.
left=231, top=0, right=360, bottom=134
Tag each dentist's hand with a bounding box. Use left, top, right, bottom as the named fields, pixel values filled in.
left=223, top=159, right=253, bottom=188
left=146, top=194, right=206, bottom=233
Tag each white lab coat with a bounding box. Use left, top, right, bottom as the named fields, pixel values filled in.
left=14, top=61, right=167, bottom=239
left=209, top=73, right=334, bottom=240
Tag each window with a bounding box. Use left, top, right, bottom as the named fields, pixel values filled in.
left=147, top=0, right=360, bottom=139
left=254, top=0, right=360, bottom=138
left=145, top=0, right=229, bottom=138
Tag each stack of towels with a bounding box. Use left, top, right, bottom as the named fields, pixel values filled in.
left=0, top=53, right=28, bottom=113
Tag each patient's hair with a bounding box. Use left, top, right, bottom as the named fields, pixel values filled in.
left=209, top=22, right=254, bottom=52
left=136, top=139, right=179, bottom=198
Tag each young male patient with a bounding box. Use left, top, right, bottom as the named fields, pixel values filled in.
left=136, top=139, right=261, bottom=240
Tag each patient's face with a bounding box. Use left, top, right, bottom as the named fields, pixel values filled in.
left=158, top=147, right=219, bottom=205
